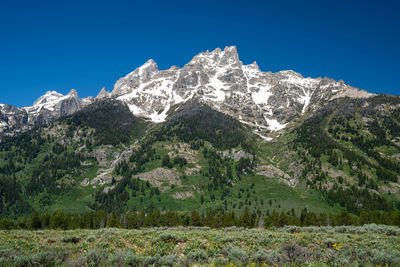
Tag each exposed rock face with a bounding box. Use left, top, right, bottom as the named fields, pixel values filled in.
left=95, top=87, right=110, bottom=101
left=0, top=89, right=92, bottom=139
left=222, top=150, right=253, bottom=162
left=109, top=46, right=373, bottom=138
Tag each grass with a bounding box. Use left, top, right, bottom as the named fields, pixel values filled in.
left=224, top=175, right=339, bottom=214
left=0, top=225, right=399, bottom=266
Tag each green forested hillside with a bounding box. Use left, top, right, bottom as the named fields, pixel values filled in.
left=0, top=96, right=399, bottom=226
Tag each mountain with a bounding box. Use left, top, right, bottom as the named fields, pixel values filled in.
left=0, top=89, right=92, bottom=138
left=0, top=46, right=399, bottom=220
left=0, top=46, right=372, bottom=140
left=110, top=46, right=372, bottom=138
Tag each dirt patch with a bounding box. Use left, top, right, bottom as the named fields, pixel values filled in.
left=103, top=185, right=115, bottom=194
left=184, top=165, right=201, bottom=176
left=171, top=191, right=194, bottom=199
left=322, top=164, right=355, bottom=185
left=257, top=164, right=297, bottom=187
left=135, top=167, right=180, bottom=191
left=80, top=169, right=114, bottom=187
left=161, top=143, right=199, bottom=164
left=257, top=165, right=291, bottom=179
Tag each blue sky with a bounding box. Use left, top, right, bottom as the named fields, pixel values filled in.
left=1, top=0, right=399, bottom=107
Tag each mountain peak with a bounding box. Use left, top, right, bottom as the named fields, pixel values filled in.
left=133, top=59, right=159, bottom=81
left=111, top=59, right=159, bottom=97
left=95, top=87, right=110, bottom=100
left=33, top=91, right=63, bottom=106
left=223, top=45, right=237, bottom=53
left=67, top=89, right=78, bottom=97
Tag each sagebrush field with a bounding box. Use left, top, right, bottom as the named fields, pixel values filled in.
left=1, top=224, right=400, bottom=266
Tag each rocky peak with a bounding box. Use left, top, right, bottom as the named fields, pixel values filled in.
left=33, top=91, right=64, bottom=106
left=67, top=89, right=78, bottom=98
left=111, top=59, right=159, bottom=97
left=219, top=45, right=241, bottom=67
left=95, top=87, right=110, bottom=101
left=246, top=61, right=260, bottom=70
left=137, top=59, right=159, bottom=80
left=187, top=45, right=241, bottom=70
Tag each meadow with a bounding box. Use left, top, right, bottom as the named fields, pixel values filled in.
left=0, top=224, right=400, bottom=266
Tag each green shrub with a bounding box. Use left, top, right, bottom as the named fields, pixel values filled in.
left=0, top=218, right=16, bottom=230
left=323, top=238, right=337, bottom=248
left=125, top=254, right=158, bottom=266
left=86, top=249, right=107, bottom=266
left=227, top=246, right=249, bottom=264
left=371, top=249, right=400, bottom=266
left=250, top=249, right=269, bottom=263
left=187, top=249, right=208, bottom=263
left=0, top=248, right=16, bottom=260
left=158, top=254, right=178, bottom=266
left=30, top=251, right=59, bottom=266
left=0, top=258, right=11, bottom=267
left=211, top=256, right=229, bottom=266
left=280, top=243, right=309, bottom=263
left=107, top=251, right=134, bottom=265
left=86, top=235, right=96, bottom=242
left=159, top=232, right=179, bottom=244
left=13, top=255, right=31, bottom=267
left=61, top=236, right=81, bottom=244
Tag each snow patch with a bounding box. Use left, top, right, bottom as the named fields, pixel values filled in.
left=149, top=103, right=170, bottom=123
left=264, top=117, right=287, bottom=131
left=280, top=71, right=319, bottom=88
left=252, top=85, right=272, bottom=105
left=256, top=132, right=273, bottom=141
left=299, top=88, right=311, bottom=113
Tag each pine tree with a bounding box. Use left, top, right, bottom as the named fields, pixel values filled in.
left=107, top=212, right=119, bottom=228
left=30, top=211, right=42, bottom=230
left=190, top=211, right=202, bottom=226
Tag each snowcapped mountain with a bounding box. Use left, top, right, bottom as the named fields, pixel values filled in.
left=0, top=89, right=92, bottom=137
left=109, top=46, right=372, bottom=138
left=0, top=46, right=373, bottom=139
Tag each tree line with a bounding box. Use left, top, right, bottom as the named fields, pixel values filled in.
left=1, top=207, right=400, bottom=230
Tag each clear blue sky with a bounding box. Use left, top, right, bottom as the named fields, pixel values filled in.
left=1, top=0, right=399, bottom=107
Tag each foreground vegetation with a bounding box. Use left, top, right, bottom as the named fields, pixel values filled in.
left=0, top=225, right=399, bottom=266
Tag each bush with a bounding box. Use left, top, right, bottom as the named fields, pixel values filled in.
left=107, top=251, right=133, bottom=265
left=0, top=248, right=17, bottom=260
left=280, top=243, right=309, bottom=263
left=61, top=236, right=81, bottom=244
left=13, top=255, right=31, bottom=267
left=30, top=251, right=60, bottom=266
left=125, top=254, right=158, bottom=266
left=211, top=256, right=229, bottom=266
left=0, top=218, right=16, bottom=230
left=250, top=249, right=269, bottom=263
left=227, top=246, right=249, bottom=265
left=0, top=258, right=11, bottom=267
left=159, top=232, right=179, bottom=244
left=371, top=249, right=400, bottom=266
left=86, top=249, right=107, bottom=266
left=187, top=249, right=208, bottom=264
left=86, top=235, right=96, bottom=242
left=158, top=254, right=178, bottom=266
